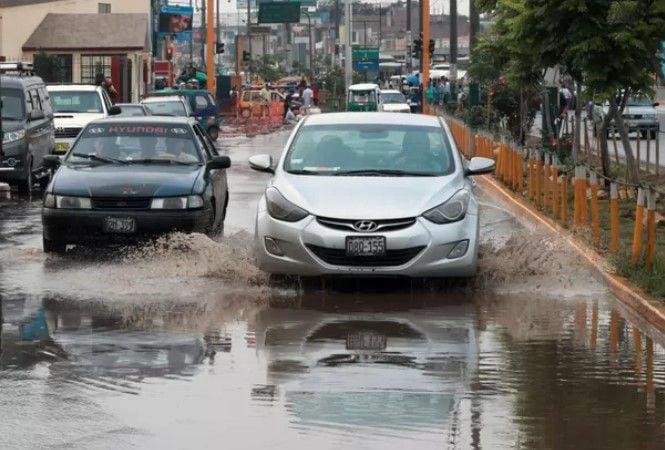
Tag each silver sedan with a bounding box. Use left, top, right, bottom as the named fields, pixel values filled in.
left=249, top=112, right=494, bottom=277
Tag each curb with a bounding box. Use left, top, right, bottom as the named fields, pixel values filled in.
left=476, top=174, right=665, bottom=331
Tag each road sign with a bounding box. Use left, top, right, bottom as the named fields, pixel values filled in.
left=352, top=47, right=379, bottom=72
left=250, top=25, right=272, bottom=34
left=258, top=2, right=301, bottom=24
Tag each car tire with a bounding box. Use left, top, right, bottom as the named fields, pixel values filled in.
left=651, top=130, right=658, bottom=140
left=641, top=130, right=647, bottom=139
left=17, top=158, right=33, bottom=195
left=43, top=235, right=66, bottom=254
left=38, top=170, right=52, bottom=192
left=207, top=126, right=219, bottom=141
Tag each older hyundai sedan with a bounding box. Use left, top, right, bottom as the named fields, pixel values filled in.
left=41, top=117, right=230, bottom=253
left=249, top=112, right=494, bottom=277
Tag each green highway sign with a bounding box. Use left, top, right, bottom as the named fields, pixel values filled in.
left=258, top=1, right=301, bottom=24
left=352, top=47, right=380, bottom=71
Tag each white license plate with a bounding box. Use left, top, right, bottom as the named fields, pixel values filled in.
left=346, top=236, right=386, bottom=256
left=346, top=331, right=387, bottom=351
left=103, top=217, right=136, bottom=234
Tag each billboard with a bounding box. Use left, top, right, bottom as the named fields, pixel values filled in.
left=159, top=5, right=194, bottom=40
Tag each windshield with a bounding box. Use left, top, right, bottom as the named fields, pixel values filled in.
left=349, top=90, right=377, bottom=104
left=66, top=123, right=202, bottom=165
left=381, top=93, right=406, bottom=104
left=50, top=91, right=103, bottom=114
left=1, top=89, right=25, bottom=120
left=118, top=105, right=147, bottom=117
left=626, top=96, right=654, bottom=107
left=143, top=101, right=187, bottom=116
left=284, top=124, right=455, bottom=176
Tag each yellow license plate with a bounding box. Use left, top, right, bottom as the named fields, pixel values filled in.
left=55, top=142, right=69, bottom=153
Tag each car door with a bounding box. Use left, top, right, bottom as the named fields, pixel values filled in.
left=193, top=124, right=227, bottom=227
left=27, top=87, right=49, bottom=169
left=193, top=94, right=209, bottom=127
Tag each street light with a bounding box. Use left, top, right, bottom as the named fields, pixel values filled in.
left=301, top=9, right=313, bottom=76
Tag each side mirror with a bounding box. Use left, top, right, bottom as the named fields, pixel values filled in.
left=249, top=154, right=274, bottom=174
left=465, top=156, right=495, bottom=176
left=206, top=155, right=231, bottom=172
left=43, top=154, right=62, bottom=169
left=653, top=102, right=660, bottom=107
left=29, top=109, right=45, bottom=121
left=108, top=106, right=121, bottom=116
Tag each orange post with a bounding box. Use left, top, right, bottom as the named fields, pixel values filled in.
left=590, top=301, right=599, bottom=349
left=590, top=172, right=601, bottom=246
left=517, top=151, right=524, bottom=193
left=610, top=183, right=619, bottom=254
left=206, top=0, right=216, bottom=96
left=561, top=175, right=569, bottom=225
left=528, top=158, right=535, bottom=200
left=543, top=155, right=551, bottom=210
left=645, top=190, right=657, bottom=271
left=552, top=166, right=559, bottom=217
left=631, top=188, right=646, bottom=265
left=535, top=154, right=542, bottom=207
left=573, top=167, right=580, bottom=226
left=580, top=168, right=588, bottom=227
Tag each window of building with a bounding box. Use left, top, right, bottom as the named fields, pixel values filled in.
left=98, top=3, right=111, bottom=13
left=81, top=55, right=112, bottom=84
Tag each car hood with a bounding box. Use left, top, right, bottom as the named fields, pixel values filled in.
left=53, top=113, right=105, bottom=128
left=273, top=172, right=463, bottom=219
left=52, top=164, right=203, bottom=197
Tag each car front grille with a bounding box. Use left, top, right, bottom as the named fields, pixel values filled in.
left=306, top=244, right=426, bottom=267
left=92, top=197, right=152, bottom=210
left=316, top=217, right=417, bottom=233
left=55, top=127, right=82, bottom=139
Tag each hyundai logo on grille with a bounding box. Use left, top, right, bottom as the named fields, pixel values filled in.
left=353, top=220, right=378, bottom=232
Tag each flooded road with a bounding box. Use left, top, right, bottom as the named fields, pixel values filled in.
left=2, top=129, right=665, bottom=449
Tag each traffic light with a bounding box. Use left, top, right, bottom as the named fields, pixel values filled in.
left=412, top=35, right=422, bottom=58
left=216, top=42, right=225, bottom=54
left=429, top=39, right=435, bottom=57
left=166, top=46, right=173, bottom=61
left=242, top=50, right=250, bottom=62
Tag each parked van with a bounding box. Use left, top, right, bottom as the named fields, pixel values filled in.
left=0, top=62, right=55, bottom=193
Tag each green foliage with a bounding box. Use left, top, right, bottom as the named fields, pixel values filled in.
left=249, top=53, right=287, bottom=82
left=32, top=52, right=65, bottom=83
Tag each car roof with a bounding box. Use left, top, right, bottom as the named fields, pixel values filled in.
left=47, top=84, right=100, bottom=91
left=116, top=103, right=145, bottom=107
left=88, top=116, right=192, bottom=125
left=141, top=96, right=185, bottom=103
left=349, top=83, right=379, bottom=90
left=149, top=89, right=208, bottom=95
left=0, top=75, right=44, bottom=88
left=303, top=112, right=440, bottom=127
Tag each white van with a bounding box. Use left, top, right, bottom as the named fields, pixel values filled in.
left=47, top=85, right=117, bottom=154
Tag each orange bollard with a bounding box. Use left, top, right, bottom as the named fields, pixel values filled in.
left=610, top=183, right=619, bottom=254
left=561, top=175, right=569, bottom=225
left=631, top=188, right=646, bottom=265
left=580, top=168, right=588, bottom=227
left=528, top=158, right=535, bottom=200
left=590, top=301, right=599, bottom=349
left=535, top=154, right=542, bottom=207
left=552, top=166, right=559, bottom=217
left=645, top=190, right=657, bottom=271
left=543, top=155, right=551, bottom=210
left=573, top=167, right=580, bottom=226
left=590, top=172, right=601, bottom=246
left=517, top=152, right=524, bottom=193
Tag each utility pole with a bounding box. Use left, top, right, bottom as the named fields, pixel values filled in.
left=302, top=10, right=313, bottom=74
left=247, top=0, right=252, bottom=83
left=344, top=0, right=352, bottom=91
left=406, top=0, right=412, bottom=71
left=201, top=0, right=207, bottom=67
left=189, top=0, right=194, bottom=63
left=421, top=0, right=430, bottom=111
left=378, top=3, right=382, bottom=51
left=450, top=0, right=458, bottom=81
left=206, top=0, right=215, bottom=94
left=469, top=0, right=479, bottom=50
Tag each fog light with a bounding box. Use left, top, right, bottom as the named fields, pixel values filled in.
left=447, top=240, right=469, bottom=259
left=264, top=237, right=284, bottom=256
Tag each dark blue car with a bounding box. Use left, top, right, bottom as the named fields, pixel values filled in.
left=148, top=89, right=221, bottom=140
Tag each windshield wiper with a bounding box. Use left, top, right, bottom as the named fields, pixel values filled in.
left=287, top=169, right=324, bottom=175
left=71, top=152, right=128, bottom=164
left=334, top=169, right=437, bottom=177
left=126, top=158, right=198, bottom=166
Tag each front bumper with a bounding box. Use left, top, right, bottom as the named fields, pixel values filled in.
left=0, top=144, right=29, bottom=182
left=254, top=198, right=479, bottom=278
left=42, top=207, right=212, bottom=244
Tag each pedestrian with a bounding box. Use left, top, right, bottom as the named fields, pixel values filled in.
left=283, top=89, right=293, bottom=121
left=443, top=77, right=451, bottom=104
left=259, top=83, right=271, bottom=117
left=311, top=84, right=320, bottom=106
left=95, top=72, right=118, bottom=103
left=302, top=85, right=314, bottom=112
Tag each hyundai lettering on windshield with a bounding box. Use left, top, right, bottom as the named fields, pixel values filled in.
left=83, top=124, right=192, bottom=138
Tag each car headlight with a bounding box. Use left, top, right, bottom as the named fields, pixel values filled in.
left=265, top=187, right=308, bottom=222
left=151, top=195, right=204, bottom=209
left=53, top=195, right=92, bottom=209
left=3, top=129, right=26, bottom=145
left=422, top=189, right=470, bottom=224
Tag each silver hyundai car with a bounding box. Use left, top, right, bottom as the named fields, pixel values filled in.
left=249, top=112, right=494, bottom=277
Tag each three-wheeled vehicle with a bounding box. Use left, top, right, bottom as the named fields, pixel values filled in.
left=347, top=83, right=380, bottom=111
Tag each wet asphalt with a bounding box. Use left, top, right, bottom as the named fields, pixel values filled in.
left=1, top=128, right=665, bottom=449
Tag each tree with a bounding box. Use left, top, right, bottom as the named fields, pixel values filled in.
left=33, top=51, right=65, bottom=83
left=474, top=0, right=665, bottom=182
left=249, top=53, right=288, bottom=83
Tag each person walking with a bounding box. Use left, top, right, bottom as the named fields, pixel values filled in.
left=302, top=85, right=314, bottom=113
left=259, top=83, right=271, bottom=117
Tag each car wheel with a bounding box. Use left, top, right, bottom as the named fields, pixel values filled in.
left=43, top=235, right=66, bottom=254
left=17, top=159, right=33, bottom=195
left=651, top=130, right=658, bottom=140
left=38, top=170, right=52, bottom=192
left=207, top=126, right=219, bottom=141
left=640, top=130, right=647, bottom=139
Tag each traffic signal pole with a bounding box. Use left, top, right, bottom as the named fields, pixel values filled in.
left=421, top=0, right=430, bottom=112
left=206, top=0, right=215, bottom=95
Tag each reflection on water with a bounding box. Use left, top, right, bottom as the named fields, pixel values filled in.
left=2, top=288, right=665, bottom=449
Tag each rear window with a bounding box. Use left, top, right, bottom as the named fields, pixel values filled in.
left=142, top=100, right=187, bottom=116
left=50, top=91, right=103, bottom=114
